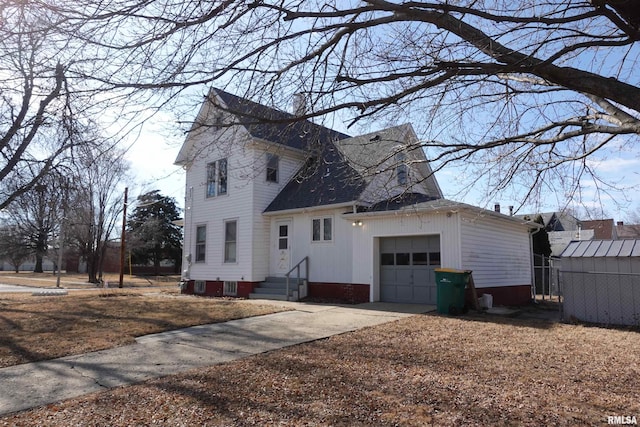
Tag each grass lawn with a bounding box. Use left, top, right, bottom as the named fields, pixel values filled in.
left=0, top=275, right=287, bottom=368
left=1, top=304, right=639, bottom=426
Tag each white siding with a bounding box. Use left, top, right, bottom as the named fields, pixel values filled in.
left=251, top=146, right=304, bottom=280
left=351, top=211, right=462, bottom=301
left=183, top=126, right=258, bottom=282
left=270, top=208, right=354, bottom=283
left=459, top=212, right=532, bottom=288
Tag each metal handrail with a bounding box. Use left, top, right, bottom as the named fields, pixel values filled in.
left=285, top=256, right=309, bottom=301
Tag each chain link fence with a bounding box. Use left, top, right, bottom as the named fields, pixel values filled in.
left=559, top=270, right=640, bottom=326
left=533, top=254, right=559, bottom=300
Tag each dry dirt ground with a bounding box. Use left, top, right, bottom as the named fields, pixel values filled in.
left=0, top=273, right=286, bottom=368
left=0, top=275, right=638, bottom=426
left=0, top=271, right=180, bottom=289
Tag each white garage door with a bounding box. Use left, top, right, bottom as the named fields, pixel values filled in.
left=380, top=235, right=441, bottom=304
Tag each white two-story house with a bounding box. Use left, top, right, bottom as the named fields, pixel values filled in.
left=175, top=88, right=537, bottom=306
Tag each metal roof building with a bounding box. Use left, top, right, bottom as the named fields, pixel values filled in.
left=560, top=239, right=640, bottom=326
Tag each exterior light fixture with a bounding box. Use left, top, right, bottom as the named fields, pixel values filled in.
left=352, top=220, right=363, bottom=227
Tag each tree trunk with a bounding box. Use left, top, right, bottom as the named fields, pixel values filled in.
left=34, top=254, right=43, bottom=273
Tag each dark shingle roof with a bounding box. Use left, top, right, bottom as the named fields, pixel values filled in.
left=368, top=193, right=438, bottom=212
left=215, top=89, right=350, bottom=151
left=264, top=141, right=366, bottom=212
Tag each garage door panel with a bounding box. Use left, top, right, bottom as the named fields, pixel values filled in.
left=412, top=268, right=430, bottom=284
left=395, top=269, right=413, bottom=284
left=380, top=286, right=397, bottom=301
left=395, top=285, right=414, bottom=302
left=380, top=236, right=440, bottom=305
left=414, top=287, right=428, bottom=301
left=395, top=237, right=414, bottom=252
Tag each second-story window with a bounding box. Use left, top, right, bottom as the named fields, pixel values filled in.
left=266, top=153, right=279, bottom=183
left=206, top=158, right=228, bottom=198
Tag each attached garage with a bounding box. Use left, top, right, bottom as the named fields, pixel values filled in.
left=347, top=199, right=536, bottom=306
left=379, top=235, right=441, bottom=304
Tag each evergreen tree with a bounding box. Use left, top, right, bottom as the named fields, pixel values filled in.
left=127, top=190, right=182, bottom=275
left=532, top=215, right=552, bottom=258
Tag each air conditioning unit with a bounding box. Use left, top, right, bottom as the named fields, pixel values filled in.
left=194, top=280, right=206, bottom=294
left=224, top=281, right=238, bottom=296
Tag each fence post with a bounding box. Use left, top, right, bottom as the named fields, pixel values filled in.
left=540, top=255, right=546, bottom=301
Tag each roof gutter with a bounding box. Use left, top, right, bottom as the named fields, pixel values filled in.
left=342, top=201, right=543, bottom=228
left=263, top=201, right=360, bottom=216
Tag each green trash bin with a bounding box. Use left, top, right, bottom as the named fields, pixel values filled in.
left=435, top=268, right=471, bottom=315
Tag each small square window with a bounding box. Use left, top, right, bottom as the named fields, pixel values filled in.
left=429, top=252, right=441, bottom=266
left=396, top=253, right=410, bottom=265
left=381, top=253, right=395, bottom=266
left=412, top=252, right=428, bottom=265
left=312, top=217, right=332, bottom=242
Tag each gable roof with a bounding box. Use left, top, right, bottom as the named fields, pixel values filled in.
left=264, top=140, right=367, bottom=213
left=334, top=124, right=442, bottom=200
left=178, top=88, right=447, bottom=214
left=175, top=88, right=350, bottom=165
left=214, top=89, right=350, bottom=150
left=514, top=211, right=580, bottom=231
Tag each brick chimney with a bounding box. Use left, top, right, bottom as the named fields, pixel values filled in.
left=494, top=203, right=500, bottom=213
left=292, top=93, right=306, bottom=116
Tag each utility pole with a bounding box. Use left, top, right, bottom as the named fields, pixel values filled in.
left=56, top=180, right=68, bottom=288
left=119, top=187, right=128, bottom=288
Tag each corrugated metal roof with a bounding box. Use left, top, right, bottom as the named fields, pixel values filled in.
left=561, top=239, right=640, bottom=257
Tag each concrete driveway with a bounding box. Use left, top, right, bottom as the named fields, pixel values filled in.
left=0, top=300, right=435, bottom=416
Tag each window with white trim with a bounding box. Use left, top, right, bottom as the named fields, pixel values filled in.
left=206, top=158, right=228, bottom=198
left=224, top=220, right=237, bottom=263
left=223, top=281, right=238, bottom=296
left=194, top=280, right=206, bottom=294
left=195, top=225, right=206, bottom=262
left=312, top=217, right=333, bottom=242
left=266, top=153, right=279, bottom=183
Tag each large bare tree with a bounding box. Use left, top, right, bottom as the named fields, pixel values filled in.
left=2, top=171, right=67, bottom=272
left=66, top=140, right=131, bottom=283
left=0, top=4, right=80, bottom=210
left=21, top=1, right=640, bottom=210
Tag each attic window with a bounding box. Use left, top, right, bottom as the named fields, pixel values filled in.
left=396, top=152, right=408, bottom=185
left=213, top=112, right=224, bottom=130
left=266, top=153, right=279, bottom=183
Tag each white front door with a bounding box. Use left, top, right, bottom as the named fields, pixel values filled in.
left=273, top=220, right=292, bottom=275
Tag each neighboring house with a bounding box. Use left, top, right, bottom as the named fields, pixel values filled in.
left=581, top=219, right=617, bottom=240
left=175, top=88, right=537, bottom=306
left=547, top=229, right=594, bottom=257
left=516, top=211, right=593, bottom=256
left=616, top=221, right=640, bottom=239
